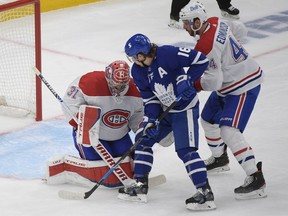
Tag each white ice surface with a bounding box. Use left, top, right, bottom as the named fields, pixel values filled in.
left=1, top=0, right=288, bottom=215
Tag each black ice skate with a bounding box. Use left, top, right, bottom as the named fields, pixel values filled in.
left=220, top=5, right=240, bottom=19
left=186, top=180, right=216, bottom=211
left=234, top=162, right=267, bottom=200
left=118, top=177, right=148, bottom=203
left=205, top=146, right=230, bottom=173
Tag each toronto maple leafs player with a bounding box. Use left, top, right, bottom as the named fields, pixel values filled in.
left=117, top=33, right=216, bottom=211
left=180, top=1, right=266, bottom=200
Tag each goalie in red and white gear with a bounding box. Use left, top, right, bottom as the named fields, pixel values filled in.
left=46, top=60, right=144, bottom=188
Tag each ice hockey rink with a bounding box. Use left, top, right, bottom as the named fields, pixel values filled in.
left=1, top=0, right=288, bottom=215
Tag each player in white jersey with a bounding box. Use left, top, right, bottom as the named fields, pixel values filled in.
left=180, top=2, right=267, bottom=200
left=45, top=60, right=144, bottom=188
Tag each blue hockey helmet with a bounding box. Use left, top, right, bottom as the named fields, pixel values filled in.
left=124, top=33, right=152, bottom=60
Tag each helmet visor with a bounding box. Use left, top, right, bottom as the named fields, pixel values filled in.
left=126, top=53, right=146, bottom=64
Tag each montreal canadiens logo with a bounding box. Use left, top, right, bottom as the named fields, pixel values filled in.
left=113, top=70, right=129, bottom=83
left=102, top=109, right=130, bottom=128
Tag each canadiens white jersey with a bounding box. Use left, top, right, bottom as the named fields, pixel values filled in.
left=62, top=71, right=144, bottom=141
left=194, top=17, right=264, bottom=96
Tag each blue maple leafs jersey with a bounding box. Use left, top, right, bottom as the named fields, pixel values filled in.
left=131, top=45, right=209, bottom=119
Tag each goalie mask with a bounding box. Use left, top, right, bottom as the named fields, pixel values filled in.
left=179, top=1, right=207, bottom=32
left=105, top=60, right=130, bottom=97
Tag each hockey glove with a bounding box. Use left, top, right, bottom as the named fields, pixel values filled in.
left=143, top=118, right=160, bottom=139
left=176, top=75, right=196, bottom=100
left=142, top=117, right=160, bottom=139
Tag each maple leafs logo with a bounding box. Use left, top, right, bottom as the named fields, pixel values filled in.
left=153, top=83, right=176, bottom=106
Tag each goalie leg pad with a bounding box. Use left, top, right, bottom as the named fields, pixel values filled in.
left=74, top=105, right=136, bottom=186
left=45, top=155, right=66, bottom=184
left=46, top=154, right=133, bottom=188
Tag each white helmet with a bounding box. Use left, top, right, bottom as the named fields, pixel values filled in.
left=179, top=1, right=207, bottom=31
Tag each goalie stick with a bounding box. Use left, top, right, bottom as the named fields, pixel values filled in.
left=33, top=67, right=169, bottom=193
left=58, top=96, right=181, bottom=200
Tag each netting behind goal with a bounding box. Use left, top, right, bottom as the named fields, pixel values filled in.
left=0, top=0, right=42, bottom=120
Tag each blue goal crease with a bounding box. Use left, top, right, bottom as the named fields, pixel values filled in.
left=0, top=119, right=76, bottom=179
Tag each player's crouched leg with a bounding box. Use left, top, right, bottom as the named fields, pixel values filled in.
left=45, top=154, right=133, bottom=188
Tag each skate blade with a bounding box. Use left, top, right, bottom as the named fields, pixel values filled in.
left=208, top=165, right=230, bottom=173
left=235, top=187, right=267, bottom=200
left=186, top=201, right=216, bottom=211
left=221, top=11, right=240, bottom=19
left=118, top=193, right=147, bottom=203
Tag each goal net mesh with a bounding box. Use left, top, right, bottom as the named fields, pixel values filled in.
left=0, top=0, right=41, bottom=119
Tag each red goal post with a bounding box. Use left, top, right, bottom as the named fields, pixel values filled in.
left=0, top=0, right=42, bottom=121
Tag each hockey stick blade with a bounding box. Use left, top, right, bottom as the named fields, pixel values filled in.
left=58, top=190, right=85, bottom=200
left=149, top=174, right=167, bottom=188
left=58, top=174, right=166, bottom=200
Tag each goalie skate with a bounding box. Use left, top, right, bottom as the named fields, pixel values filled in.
left=234, top=162, right=267, bottom=200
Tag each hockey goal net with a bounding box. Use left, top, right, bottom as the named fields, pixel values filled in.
left=0, top=0, right=42, bottom=121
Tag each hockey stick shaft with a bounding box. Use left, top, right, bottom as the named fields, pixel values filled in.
left=33, top=67, right=77, bottom=123
left=82, top=96, right=181, bottom=199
